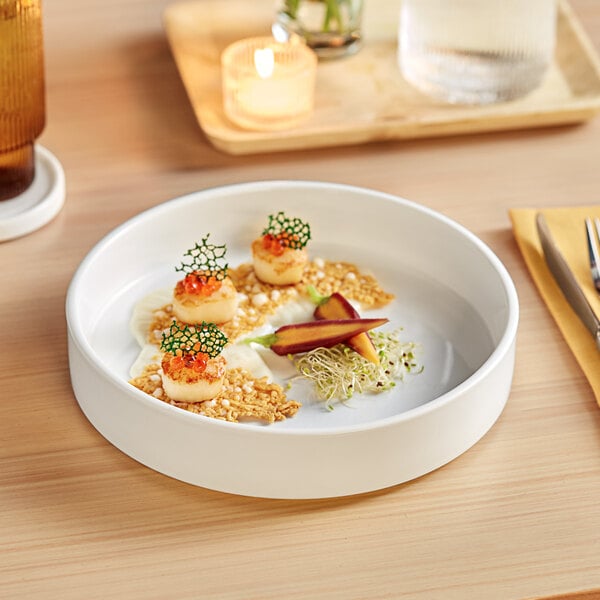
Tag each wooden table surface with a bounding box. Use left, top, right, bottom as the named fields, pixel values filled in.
left=2, top=0, right=600, bottom=598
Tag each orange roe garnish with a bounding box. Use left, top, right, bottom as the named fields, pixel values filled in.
left=262, top=234, right=285, bottom=256
left=176, top=272, right=222, bottom=297
left=164, top=352, right=209, bottom=375
left=262, top=233, right=300, bottom=256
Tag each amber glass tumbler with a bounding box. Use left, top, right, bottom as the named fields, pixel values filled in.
left=0, top=0, right=46, bottom=201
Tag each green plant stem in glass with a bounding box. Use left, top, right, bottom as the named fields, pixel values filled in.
left=276, top=0, right=364, bottom=59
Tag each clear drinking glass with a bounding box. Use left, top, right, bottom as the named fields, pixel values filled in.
left=0, top=0, right=46, bottom=201
left=275, top=0, right=364, bottom=59
left=398, top=0, right=557, bottom=105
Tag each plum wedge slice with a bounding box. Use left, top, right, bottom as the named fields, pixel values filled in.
left=245, top=318, right=388, bottom=356
left=307, top=286, right=382, bottom=365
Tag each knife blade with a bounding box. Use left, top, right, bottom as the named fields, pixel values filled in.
left=536, top=213, right=600, bottom=351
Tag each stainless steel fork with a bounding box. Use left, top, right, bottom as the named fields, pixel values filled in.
left=585, top=217, right=600, bottom=294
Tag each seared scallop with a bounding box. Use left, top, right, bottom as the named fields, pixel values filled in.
left=251, top=237, right=308, bottom=285
left=161, top=352, right=226, bottom=403
left=172, top=274, right=238, bottom=324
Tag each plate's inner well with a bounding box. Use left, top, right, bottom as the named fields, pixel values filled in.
left=90, top=241, right=495, bottom=430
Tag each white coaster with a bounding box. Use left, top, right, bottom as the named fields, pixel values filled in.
left=0, top=145, right=65, bottom=242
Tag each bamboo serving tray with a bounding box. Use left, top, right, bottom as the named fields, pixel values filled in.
left=163, top=0, right=600, bottom=155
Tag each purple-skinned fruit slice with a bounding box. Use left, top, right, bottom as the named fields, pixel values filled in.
left=245, top=318, right=388, bottom=356
left=308, top=286, right=381, bottom=365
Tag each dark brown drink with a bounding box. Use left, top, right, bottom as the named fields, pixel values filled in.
left=0, top=1, right=46, bottom=201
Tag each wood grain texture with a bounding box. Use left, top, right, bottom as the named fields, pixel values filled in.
left=1, top=0, right=600, bottom=598
left=164, top=0, right=600, bottom=154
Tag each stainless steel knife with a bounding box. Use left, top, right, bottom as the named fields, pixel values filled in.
left=536, top=213, right=600, bottom=351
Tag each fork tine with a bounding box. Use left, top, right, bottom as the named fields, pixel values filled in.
left=585, top=217, right=600, bottom=293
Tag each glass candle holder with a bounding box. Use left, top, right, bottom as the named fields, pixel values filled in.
left=221, top=37, right=317, bottom=131
left=0, top=0, right=46, bottom=201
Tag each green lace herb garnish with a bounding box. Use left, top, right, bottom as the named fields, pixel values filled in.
left=262, top=212, right=311, bottom=250
left=175, top=234, right=228, bottom=281
left=160, top=321, right=228, bottom=358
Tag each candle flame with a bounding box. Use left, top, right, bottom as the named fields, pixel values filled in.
left=254, top=48, right=275, bottom=79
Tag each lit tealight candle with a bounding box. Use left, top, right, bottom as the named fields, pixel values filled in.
left=221, top=37, right=317, bottom=131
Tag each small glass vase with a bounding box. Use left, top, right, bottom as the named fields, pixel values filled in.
left=275, top=0, right=364, bottom=59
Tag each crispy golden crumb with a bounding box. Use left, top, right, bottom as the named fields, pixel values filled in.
left=302, top=259, right=395, bottom=308
left=146, top=259, right=394, bottom=344
left=130, top=365, right=300, bottom=424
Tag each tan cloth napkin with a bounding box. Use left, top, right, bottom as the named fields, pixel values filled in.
left=510, top=206, right=600, bottom=406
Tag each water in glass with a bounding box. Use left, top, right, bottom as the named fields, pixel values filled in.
left=399, top=0, right=557, bottom=105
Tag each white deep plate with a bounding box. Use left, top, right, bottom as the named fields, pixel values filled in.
left=66, top=181, right=518, bottom=499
